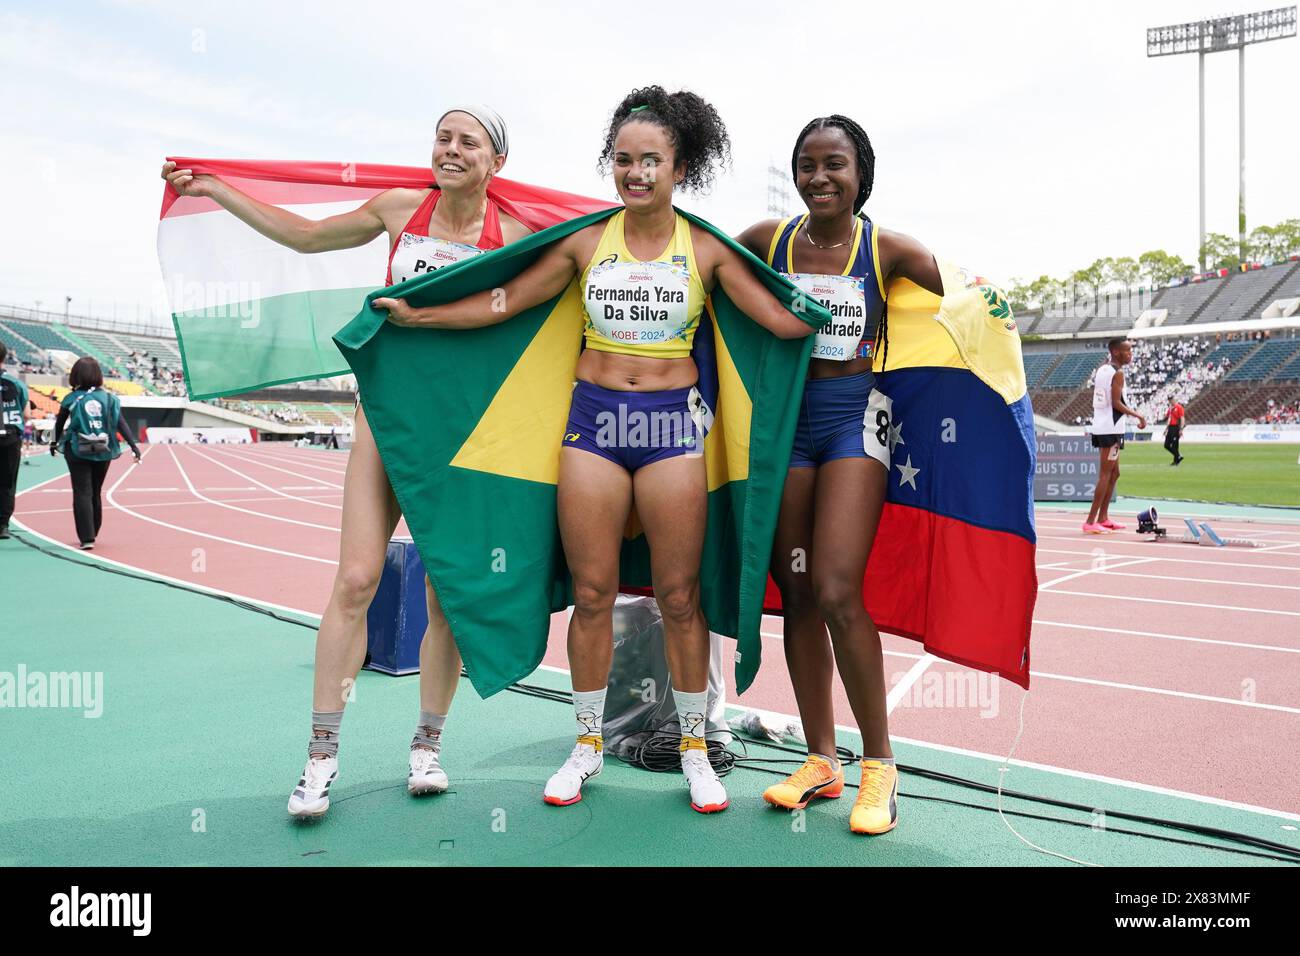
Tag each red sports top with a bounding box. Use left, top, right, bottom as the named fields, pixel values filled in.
left=385, top=188, right=505, bottom=286
left=1168, top=403, right=1185, bottom=425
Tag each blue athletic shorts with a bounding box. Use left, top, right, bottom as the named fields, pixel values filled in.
left=562, top=380, right=707, bottom=473
left=789, top=370, right=892, bottom=470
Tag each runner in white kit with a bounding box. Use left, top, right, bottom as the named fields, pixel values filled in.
left=1084, top=338, right=1146, bottom=534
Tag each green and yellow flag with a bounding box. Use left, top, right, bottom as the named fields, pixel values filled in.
left=334, top=208, right=830, bottom=696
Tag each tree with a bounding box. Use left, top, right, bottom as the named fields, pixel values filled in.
left=1027, top=275, right=1064, bottom=310
left=1070, top=260, right=1107, bottom=302
left=1200, top=233, right=1239, bottom=272
left=1007, top=277, right=1032, bottom=312
left=1138, top=250, right=1193, bottom=288
left=1111, top=256, right=1140, bottom=289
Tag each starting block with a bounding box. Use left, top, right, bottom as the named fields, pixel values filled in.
left=1181, top=520, right=1261, bottom=548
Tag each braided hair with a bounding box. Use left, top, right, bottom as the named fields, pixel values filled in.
left=599, top=86, right=732, bottom=194
left=791, top=115, right=888, bottom=368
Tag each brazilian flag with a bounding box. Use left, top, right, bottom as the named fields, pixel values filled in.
left=335, top=208, right=832, bottom=696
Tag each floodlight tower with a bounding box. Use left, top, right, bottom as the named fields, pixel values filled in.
left=766, top=163, right=791, bottom=218
left=1147, top=7, right=1296, bottom=271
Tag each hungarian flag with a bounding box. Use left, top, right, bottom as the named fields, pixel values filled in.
left=335, top=209, right=835, bottom=696
left=156, top=158, right=612, bottom=399
left=766, top=262, right=1038, bottom=687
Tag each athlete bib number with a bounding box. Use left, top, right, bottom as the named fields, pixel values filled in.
left=389, top=233, right=482, bottom=285
left=786, top=272, right=868, bottom=362
left=2, top=409, right=20, bottom=427
left=584, top=260, right=692, bottom=347
left=862, top=387, right=893, bottom=470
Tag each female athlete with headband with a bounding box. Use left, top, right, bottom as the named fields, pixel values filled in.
left=163, top=106, right=530, bottom=819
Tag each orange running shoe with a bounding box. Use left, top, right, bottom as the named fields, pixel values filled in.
left=849, top=759, right=899, bottom=835
left=762, top=754, right=845, bottom=810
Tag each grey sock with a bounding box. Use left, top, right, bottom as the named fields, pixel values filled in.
left=412, top=710, right=446, bottom=751
left=309, top=709, right=343, bottom=759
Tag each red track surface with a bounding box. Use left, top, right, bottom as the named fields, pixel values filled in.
left=17, top=444, right=1300, bottom=816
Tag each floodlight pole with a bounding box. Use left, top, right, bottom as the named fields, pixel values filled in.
left=1147, top=8, right=1295, bottom=274
left=1198, top=50, right=1206, bottom=273
left=1238, top=42, right=1247, bottom=265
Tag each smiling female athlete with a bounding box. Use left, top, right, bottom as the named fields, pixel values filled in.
left=164, top=106, right=530, bottom=818
left=378, top=87, right=818, bottom=814
left=736, top=115, right=942, bottom=835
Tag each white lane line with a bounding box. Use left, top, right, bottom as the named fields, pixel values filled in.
left=1258, top=541, right=1300, bottom=553
left=885, top=732, right=1300, bottom=823
left=1038, top=557, right=1156, bottom=589
left=1040, top=588, right=1300, bottom=617
left=1032, top=619, right=1300, bottom=655
left=167, top=446, right=341, bottom=532
left=6, top=517, right=326, bottom=621
left=183, top=446, right=342, bottom=512
left=1035, top=515, right=1300, bottom=538
left=1037, top=532, right=1300, bottom=559
left=1027, top=671, right=1299, bottom=714
left=16, top=493, right=344, bottom=516
left=1035, top=546, right=1300, bottom=573
left=207, top=446, right=345, bottom=489
left=530, top=659, right=1300, bottom=822
left=251, top=449, right=349, bottom=475
left=100, top=449, right=338, bottom=567
left=886, top=654, right=937, bottom=714
left=757, top=631, right=1297, bottom=708
left=1036, top=507, right=1300, bottom=530
left=1084, top=570, right=1300, bottom=591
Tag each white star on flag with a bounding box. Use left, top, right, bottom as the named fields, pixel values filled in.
left=896, top=454, right=920, bottom=490
left=888, top=420, right=905, bottom=454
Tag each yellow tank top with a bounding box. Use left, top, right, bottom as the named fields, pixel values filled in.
left=580, top=210, right=707, bottom=359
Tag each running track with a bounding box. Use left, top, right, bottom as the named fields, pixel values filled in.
left=15, top=444, right=1300, bottom=818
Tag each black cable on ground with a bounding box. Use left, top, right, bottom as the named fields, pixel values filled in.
left=13, top=525, right=1298, bottom=865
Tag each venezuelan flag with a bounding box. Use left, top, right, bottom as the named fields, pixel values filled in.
left=763, top=262, right=1037, bottom=687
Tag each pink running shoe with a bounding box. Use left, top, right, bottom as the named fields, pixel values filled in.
left=1100, top=519, right=1126, bottom=530
left=1082, top=522, right=1110, bottom=534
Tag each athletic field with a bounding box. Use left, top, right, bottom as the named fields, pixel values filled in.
left=1117, top=443, right=1300, bottom=508
left=3, top=446, right=1297, bottom=867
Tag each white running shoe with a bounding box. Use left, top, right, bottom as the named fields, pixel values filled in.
left=408, top=746, right=449, bottom=795
left=287, top=755, right=338, bottom=819
left=681, top=748, right=729, bottom=813
left=543, top=740, right=603, bottom=806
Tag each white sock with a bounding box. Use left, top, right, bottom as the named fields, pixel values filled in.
left=673, top=689, right=708, bottom=752
left=572, top=687, right=606, bottom=745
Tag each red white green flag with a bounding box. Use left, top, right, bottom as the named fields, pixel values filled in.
left=157, top=158, right=611, bottom=399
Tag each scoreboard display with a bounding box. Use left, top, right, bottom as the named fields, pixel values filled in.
left=1034, top=434, right=1116, bottom=502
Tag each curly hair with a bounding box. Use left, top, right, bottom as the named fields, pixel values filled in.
left=790, top=114, right=876, bottom=214
left=599, top=86, right=731, bottom=194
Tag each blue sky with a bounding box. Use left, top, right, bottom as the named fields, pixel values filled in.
left=2, top=0, right=1297, bottom=326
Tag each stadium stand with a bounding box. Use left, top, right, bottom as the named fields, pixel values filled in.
left=0, top=318, right=82, bottom=354
left=1224, top=338, right=1300, bottom=381
left=1041, top=352, right=1097, bottom=388
left=1275, top=348, right=1300, bottom=381
left=1210, top=263, right=1300, bottom=324
left=1150, top=277, right=1225, bottom=325
left=1021, top=352, right=1058, bottom=388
